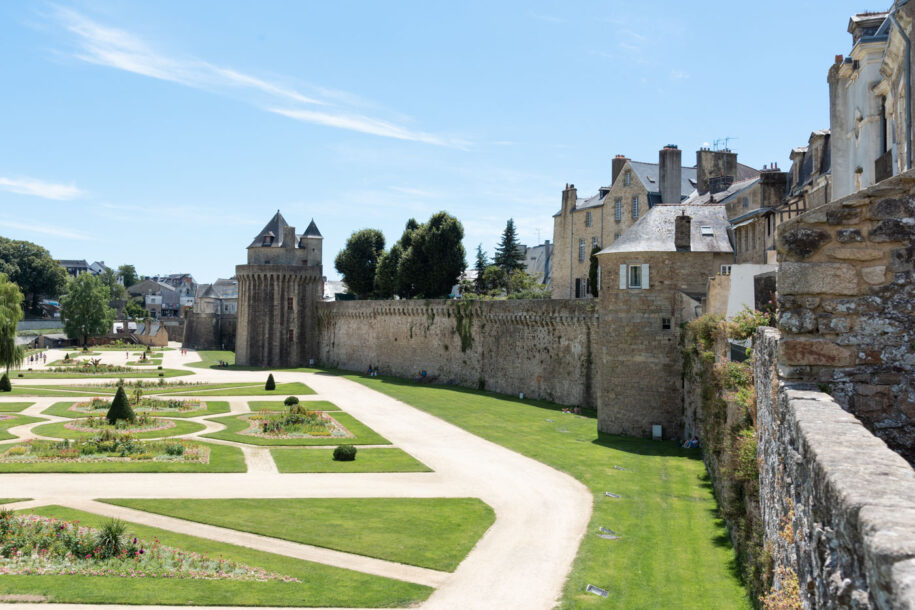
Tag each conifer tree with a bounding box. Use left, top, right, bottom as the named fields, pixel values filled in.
left=473, top=244, right=489, bottom=293
left=265, top=373, right=276, bottom=391
left=106, top=386, right=135, bottom=425
left=494, top=219, right=525, bottom=273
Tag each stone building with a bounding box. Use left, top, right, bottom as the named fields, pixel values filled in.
left=235, top=211, right=324, bottom=368
left=595, top=203, right=735, bottom=438
left=781, top=129, right=832, bottom=224
left=127, top=278, right=180, bottom=319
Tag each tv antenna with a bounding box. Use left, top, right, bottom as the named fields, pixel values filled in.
left=713, top=137, right=737, bottom=151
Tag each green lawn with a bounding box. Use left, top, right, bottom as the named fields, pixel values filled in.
left=248, top=400, right=340, bottom=411
left=0, top=442, right=245, bottom=473
left=0, top=401, right=34, bottom=412
left=271, top=447, right=431, bottom=473
left=346, top=373, right=752, bottom=609
left=42, top=400, right=231, bottom=419
left=160, top=381, right=315, bottom=396
left=185, top=349, right=236, bottom=369
left=30, top=418, right=206, bottom=440
left=9, top=381, right=313, bottom=397
left=0, top=414, right=44, bottom=441
left=203, top=412, right=390, bottom=446
left=5, top=505, right=429, bottom=607
left=12, top=368, right=191, bottom=379
left=0, top=498, right=29, bottom=504
left=103, top=498, right=493, bottom=572
left=4, top=385, right=116, bottom=397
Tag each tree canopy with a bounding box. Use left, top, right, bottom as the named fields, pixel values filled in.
left=588, top=244, right=601, bottom=298
left=493, top=219, right=525, bottom=273
left=100, top=267, right=127, bottom=300
left=0, top=237, right=67, bottom=314
left=398, top=212, right=465, bottom=298
left=60, top=273, right=114, bottom=345
left=0, top=273, right=24, bottom=373
left=117, top=264, right=139, bottom=288
left=334, top=229, right=386, bottom=298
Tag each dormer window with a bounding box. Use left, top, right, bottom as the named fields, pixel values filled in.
left=263, top=235, right=275, bottom=246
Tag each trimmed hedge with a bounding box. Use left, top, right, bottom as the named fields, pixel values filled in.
left=106, top=386, right=136, bottom=425
left=265, top=374, right=276, bottom=391
left=333, top=445, right=357, bottom=461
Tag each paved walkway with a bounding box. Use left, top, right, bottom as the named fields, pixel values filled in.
left=0, top=344, right=593, bottom=609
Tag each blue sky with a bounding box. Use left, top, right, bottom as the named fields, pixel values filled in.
left=0, top=1, right=870, bottom=282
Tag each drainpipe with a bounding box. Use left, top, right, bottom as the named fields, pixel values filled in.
left=889, top=4, right=912, bottom=170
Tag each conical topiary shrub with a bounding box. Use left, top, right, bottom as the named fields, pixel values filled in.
left=106, top=386, right=135, bottom=425
left=265, top=374, right=276, bottom=391
left=0, top=373, right=10, bottom=392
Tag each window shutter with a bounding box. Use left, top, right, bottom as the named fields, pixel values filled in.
left=641, top=264, right=650, bottom=289
left=619, top=264, right=627, bottom=289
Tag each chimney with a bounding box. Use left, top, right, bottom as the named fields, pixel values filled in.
left=674, top=212, right=692, bottom=252
left=283, top=225, right=296, bottom=249
left=696, top=148, right=739, bottom=195
left=562, top=184, right=577, bottom=214
left=659, top=144, right=682, bottom=203
left=612, top=155, right=628, bottom=185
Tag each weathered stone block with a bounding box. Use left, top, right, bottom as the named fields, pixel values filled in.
left=779, top=309, right=818, bottom=334
left=862, top=265, right=888, bottom=285
left=827, top=208, right=861, bottom=225
left=818, top=313, right=852, bottom=334
left=837, top=228, right=865, bottom=243
left=781, top=339, right=854, bottom=366
left=778, top=227, right=831, bottom=258
left=825, top=247, right=884, bottom=261
left=869, top=197, right=915, bottom=220
left=780, top=262, right=859, bottom=296
left=889, top=246, right=915, bottom=272
left=821, top=296, right=883, bottom=314
left=870, top=218, right=915, bottom=243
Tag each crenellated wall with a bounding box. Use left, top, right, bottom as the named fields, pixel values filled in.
left=317, top=299, right=598, bottom=406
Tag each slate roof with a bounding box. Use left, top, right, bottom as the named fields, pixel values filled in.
left=681, top=176, right=760, bottom=206
left=248, top=211, right=290, bottom=248
left=201, top=278, right=238, bottom=299
left=302, top=219, right=322, bottom=238
left=628, top=161, right=698, bottom=198
left=57, top=259, right=88, bottom=268
left=598, top=204, right=733, bottom=254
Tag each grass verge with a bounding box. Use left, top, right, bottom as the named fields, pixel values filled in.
left=0, top=402, right=34, bottom=412
left=4, top=505, right=430, bottom=606
left=0, top=415, right=44, bottom=441
left=30, top=418, right=205, bottom=440
left=271, top=447, right=430, bottom=473
left=203, top=412, right=390, bottom=446
left=346, top=373, right=752, bottom=609
left=248, top=400, right=339, bottom=411
left=103, top=498, right=493, bottom=572
left=0, top=443, right=245, bottom=473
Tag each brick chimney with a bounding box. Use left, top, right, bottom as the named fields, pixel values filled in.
left=283, top=225, right=296, bottom=249
left=612, top=155, right=628, bottom=186
left=659, top=145, right=682, bottom=203
left=674, top=212, right=692, bottom=252
left=562, top=184, right=577, bottom=214
left=696, top=148, right=738, bottom=195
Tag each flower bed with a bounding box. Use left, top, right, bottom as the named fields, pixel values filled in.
left=63, top=414, right=176, bottom=435
left=0, top=513, right=299, bottom=582
left=0, top=415, right=15, bottom=422
left=70, top=397, right=201, bottom=416
left=0, top=434, right=208, bottom=464
left=244, top=407, right=350, bottom=439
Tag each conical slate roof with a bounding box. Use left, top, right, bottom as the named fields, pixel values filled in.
left=302, top=219, right=322, bottom=238
left=248, top=211, right=288, bottom=248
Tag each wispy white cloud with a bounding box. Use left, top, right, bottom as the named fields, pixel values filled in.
left=97, top=202, right=257, bottom=226
left=52, top=6, right=463, bottom=147
left=0, top=176, right=84, bottom=200
left=0, top=219, right=89, bottom=240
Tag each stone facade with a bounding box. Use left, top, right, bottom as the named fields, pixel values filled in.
left=775, top=171, right=915, bottom=462
left=183, top=312, right=237, bottom=350
left=755, top=328, right=915, bottom=609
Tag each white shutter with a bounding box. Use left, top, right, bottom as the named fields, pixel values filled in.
left=642, top=264, right=650, bottom=289
left=619, top=264, right=627, bottom=289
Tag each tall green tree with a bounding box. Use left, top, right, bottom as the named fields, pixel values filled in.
left=473, top=244, right=489, bottom=294
left=0, top=237, right=68, bottom=314
left=588, top=245, right=601, bottom=297
left=399, top=212, right=465, bottom=298
left=117, top=264, right=139, bottom=288
left=100, top=267, right=127, bottom=300
left=60, top=274, right=114, bottom=346
left=374, top=244, right=403, bottom=299
left=0, top=273, right=24, bottom=373
left=494, top=219, right=525, bottom=273
left=334, top=229, right=385, bottom=298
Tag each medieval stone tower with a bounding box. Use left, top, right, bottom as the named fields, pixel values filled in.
left=235, top=211, right=323, bottom=368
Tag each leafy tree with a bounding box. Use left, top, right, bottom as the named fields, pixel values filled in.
left=106, top=386, right=135, bottom=424
left=0, top=273, right=24, bottom=373
left=506, top=270, right=551, bottom=299
left=482, top=265, right=507, bottom=293
left=494, top=219, right=525, bottom=273
left=588, top=245, right=601, bottom=297
left=125, top=299, right=146, bottom=320
left=334, top=229, right=385, bottom=298
left=399, top=212, right=465, bottom=298
left=100, top=267, right=127, bottom=300
left=60, top=274, right=114, bottom=346
left=117, top=264, right=139, bottom=288
left=374, top=244, right=402, bottom=299
left=0, top=237, right=68, bottom=314
left=473, top=245, right=489, bottom=294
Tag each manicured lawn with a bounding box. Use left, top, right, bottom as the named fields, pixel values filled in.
left=151, top=381, right=315, bottom=396
left=103, top=498, right=493, bottom=572
left=0, top=401, right=34, bottom=412
left=5, top=505, right=430, bottom=607
left=347, top=373, right=752, bottom=609
left=30, top=418, right=205, bottom=440
left=203, top=412, right=390, bottom=446
left=4, top=385, right=115, bottom=397
left=12, top=368, right=192, bottom=379
left=0, top=498, right=29, bottom=504
left=42, top=400, right=230, bottom=419
left=0, top=442, right=245, bottom=473
left=0, top=414, right=44, bottom=441
left=271, top=447, right=430, bottom=473
left=248, top=400, right=340, bottom=411
left=185, top=349, right=236, bottom=369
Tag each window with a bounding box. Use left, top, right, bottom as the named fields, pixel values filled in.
left=624, top=171, right=631, bottom=186
left=631, top=196, right=639, bottom=219
left=700, top=226, right=714, bottom=236
left=583, top=277, right=590, bottom=297
left=629, top=265, right=641, bottom=288
left=615, top=198, right=622, bottom=221
left=585, top=211, right=592, bottom=227
left=720, top=265, right=732, bottom=275
left=592, top=237, right=599, bottom=250
left=288, top=329, right=294, bottom=342
left=263, top=235, right=274, bottom=246
left=597, top=266, right=601, bottom=291
left=579, top=239, right=585, bottom=262
left=619, top=263, right=650, bottom=289
left=287, top=296, right=294, bottom=311
left=742, top=196, right=749, bottom=209
left=574, top=278, right=582, bottom=298
left=662, top=317, right=671, bottom=330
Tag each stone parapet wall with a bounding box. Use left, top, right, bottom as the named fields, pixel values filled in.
left=183, top=312, right=237, bottom=350
left=775, top=171, right=915, bottom=462
left=755, top=327, right=915, bottom=609
left=317, top=299, right=598, bottom=407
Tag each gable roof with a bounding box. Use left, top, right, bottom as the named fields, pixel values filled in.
left=248, top=211, right=290, bottom=248
left=598, top=204, right=733, bottom=254
left=681, top=176, right=760, bottom=206
left=628, top=161, right=697, bottom=198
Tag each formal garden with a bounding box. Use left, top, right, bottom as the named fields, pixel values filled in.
left=43, top=397, right=229, bottom=419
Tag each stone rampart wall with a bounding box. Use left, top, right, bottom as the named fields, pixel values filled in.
left=317, top=299, right=598, bottom=407
left=755, top=327, right=915, bottom=609
left=183, top=312, right=237, bottom=350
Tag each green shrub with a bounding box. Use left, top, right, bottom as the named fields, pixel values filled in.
left=164, top=443, right=185, bottom=456
left=106, top=386, right=136, bottom=425
left=95, top=519, right=127, bottom=559
left=0, top=373, right=10, bottom=392
left=157, top=365, right=163, bottom=370
left=265, top=374, right=276, bottom=391
left=284, top=395, right=299, bottom=406
left=333, top=444, right=357, bottom=461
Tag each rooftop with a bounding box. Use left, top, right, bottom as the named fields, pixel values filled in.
left=598, top=204, right=733, bottom=254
